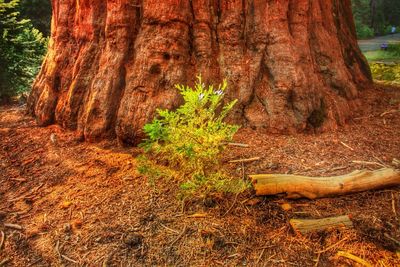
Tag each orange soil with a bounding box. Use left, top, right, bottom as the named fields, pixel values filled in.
left=0, top=84, right=399, bottom=266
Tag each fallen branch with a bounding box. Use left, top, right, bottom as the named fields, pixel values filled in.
left=336, top=251, right=372, bottom=267
left=250, top=168, right=400, bottom=199
left=229, top=157, right=260, bottom=163
left=290, top=215, right=353, bottom=234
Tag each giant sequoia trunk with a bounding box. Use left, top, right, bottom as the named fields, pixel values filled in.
left=28, top=0, right=372, bottom=145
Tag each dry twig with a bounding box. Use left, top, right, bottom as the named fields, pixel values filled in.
left=225, top=142, right=249, bottom=147
left=352, top=160, right=386, bottom=168
left=54, top=240, right=61, bottom=259
left=229, top=157, right=260, bottom=163
left=170, top=226, right=187, bottom=246
left=256, top=248, right=265, bottom=264
left=159, top=223, right=179, bottom=234
left=4, top=223, right=22, bottom=230
left=336, top=251, right=372, bottom=267
left=0, top=258, right=10, bottom=267
left=380, top=109, right=399, bottom=117
left=0, top=231, right=4, bottom=250
left=187, top=213, right=207, bottom=218
left=61, top=255, right=78, bottom=264
left=223, top=193, right=239, bottom=216
left=340, top=142, right=354, bottom=151
left=391, top=192, right=397, bottom=218
left=316, top=237, right=348, bottom=253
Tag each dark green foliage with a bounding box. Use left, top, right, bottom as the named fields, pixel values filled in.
left=352, top=0, right=400, bottom=38
left=0, top=0, right=47, bottom=100
left=19, top=0, right=51, bottom=36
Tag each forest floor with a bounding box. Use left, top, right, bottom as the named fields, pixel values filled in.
left=0, top=83, right=400, bottom=266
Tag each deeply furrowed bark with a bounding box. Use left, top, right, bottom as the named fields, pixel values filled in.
left=28, top=0, right=372, bottom=145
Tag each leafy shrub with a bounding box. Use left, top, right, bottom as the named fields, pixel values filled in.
left=355, top=20, right=374, bottom=39
left=139, top=76, right=250, bottom=198
left=387, top=44, right=400, bottom=57
left=0, top=0, right=47, bottom=101
left=370, top=62, right=400, bottom=83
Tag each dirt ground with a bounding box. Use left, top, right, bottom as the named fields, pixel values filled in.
left=358, top=33, right=400, bottom=52
left=1, top=84, right=400, bottom=266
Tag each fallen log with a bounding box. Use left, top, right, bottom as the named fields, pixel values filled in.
left=290, top=215, right=353, bottom=234
left=250, top=168, right=400, bottom=199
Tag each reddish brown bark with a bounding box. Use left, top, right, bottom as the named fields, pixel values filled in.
left=28, top=0, right=372, bottom=145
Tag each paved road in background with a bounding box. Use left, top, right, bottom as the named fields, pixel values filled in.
left=358, top=33, right=400, bottom=52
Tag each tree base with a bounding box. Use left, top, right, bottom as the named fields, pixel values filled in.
left=28, top=0, right=372, bottom=144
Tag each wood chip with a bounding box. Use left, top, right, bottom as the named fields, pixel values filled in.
left=244, top=198, right=262, bottom=206
left=281, top=203, right=292, bottom=211
left=4, top=223, right=23, bottom=230
left=60, top=201, right=72, bottom=209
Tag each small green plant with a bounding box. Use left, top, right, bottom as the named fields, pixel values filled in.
left=355, top=21, right=374, bottom=39
left=139, top=76, right=250, bottom=197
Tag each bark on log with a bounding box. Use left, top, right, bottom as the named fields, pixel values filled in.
left=250, top=168, right=400, bottom=199
left=27, top=0, right=372, bottom=144
left=290, top=215, right=353, bottom=234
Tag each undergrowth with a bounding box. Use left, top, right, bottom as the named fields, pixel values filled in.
left=370, top=62, right=400, bottom=84
left=138, top=76, right=250, bottom=199
left=364, top=44, right=400, bottom=62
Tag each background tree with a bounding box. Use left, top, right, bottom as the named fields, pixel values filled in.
left=28, top=0, right=372, bottom=145
left=352, top=0, right=400, bottom=38
left=0, top=0, right=48, bottom=101
left=19, top=0, right=52, bottom=36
